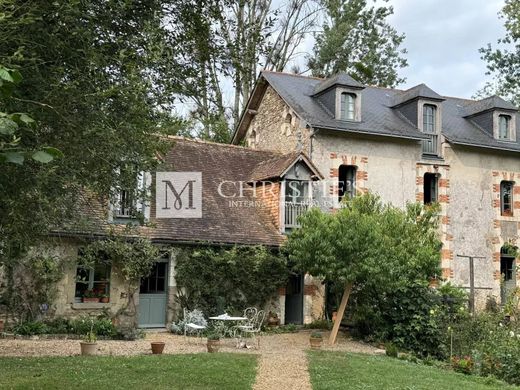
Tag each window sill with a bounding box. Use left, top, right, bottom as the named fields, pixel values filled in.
left=71, top=303, right=113, bottom=310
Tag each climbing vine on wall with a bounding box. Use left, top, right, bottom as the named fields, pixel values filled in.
left=175, top=245, right=288, bottom=316
left=4, top=251, right=65, bottom=322
left=79, top=235, right=159, bottom=330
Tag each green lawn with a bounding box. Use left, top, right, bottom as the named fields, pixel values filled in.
left=0, top=353, right=257, bottom=390
left=308, top=351, right=517, bottom=390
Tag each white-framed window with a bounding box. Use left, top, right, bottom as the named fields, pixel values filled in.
left=499, top=115, right=511, bottom=140
left=423, top=104, right=436, bottom=133
left=422, top=104, right=439, bottom=156
left=75, top=263, right=111, bottom=303
left=111, top=171, right=151, bottom=222
left=340, top=92, right=356, bottom=121
left=501, top=180, right=514, bottom=216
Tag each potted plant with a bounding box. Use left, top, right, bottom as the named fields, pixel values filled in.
left=100, top=294, right=110, bottom=304
left=309, top=331, right=323, bottom=349
left=151, top=341, right=166, bottom=354
left=207, top=332, right=220, bottom=353
left=82, top=290, right=100, bottom=303
left=267, top=311, right=279, bottom=326
left=80, top=329, right=98, bottom=356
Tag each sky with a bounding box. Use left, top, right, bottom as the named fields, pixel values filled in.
left=281, top=0, right=509, bottom=99
left=385, top=0, right=508, bottom=98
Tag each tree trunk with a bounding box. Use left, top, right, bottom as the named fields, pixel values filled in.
left=328, top=282, right=353, bottom=345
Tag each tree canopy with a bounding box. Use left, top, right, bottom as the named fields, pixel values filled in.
left=0, top=0, right=185, bottom=262
left=307, top=0, right=407, bottom=87
left=477, top=0, right=520, bottom=105
left=286, top=193, right=441, bottom=289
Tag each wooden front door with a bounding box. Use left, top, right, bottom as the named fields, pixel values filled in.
left=138, top=261, right=168, bottom=328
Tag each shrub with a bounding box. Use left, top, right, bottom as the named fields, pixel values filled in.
left=310, top=331, right=322, bottom=339
left=69, top=315, right=116, bottom=337
left=175, top=246, right=288, bottom=316
left=355, top=281, right=468, bottom=359
left=451, top=356, right=474, bottom=375
left=385, top=342, right=398, bottom=358
left=303, top=319, right=332, bottom=330
left=12, top=321, right=49, bottom=336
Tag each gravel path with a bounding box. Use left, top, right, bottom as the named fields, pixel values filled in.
left=0, top=330, right=384, bottom=389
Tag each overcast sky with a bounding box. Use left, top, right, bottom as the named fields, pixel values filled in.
left=289, top=0, right=508, bottom=99
left=386, top=0, right=507, bottom=98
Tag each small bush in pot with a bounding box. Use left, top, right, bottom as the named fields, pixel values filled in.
left=80, top=329, right=98, bottom=356
left=207, top=332, right=220, bottom=353
left=82, top=289, right=100, bottom=303
left=309, top=331, right=323, bottom=349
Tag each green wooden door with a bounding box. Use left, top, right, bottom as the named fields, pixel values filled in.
left=138, top=262, right=168, bottom=328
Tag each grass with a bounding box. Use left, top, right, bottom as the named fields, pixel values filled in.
left=308, top=351, right=517, bottom=390
left=0, top=353, right=257, bottom=390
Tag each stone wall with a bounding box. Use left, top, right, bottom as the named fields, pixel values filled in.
left=445, top=144, right=520, bottom=309
left=246, top=86, right=311, bottom=155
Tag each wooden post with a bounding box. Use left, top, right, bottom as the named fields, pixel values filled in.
left=328, top=282, right=353, bottom=345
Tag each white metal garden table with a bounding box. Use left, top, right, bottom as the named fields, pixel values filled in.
left=209, top=313, right=248, bottom=344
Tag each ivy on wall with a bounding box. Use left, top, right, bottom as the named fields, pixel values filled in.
left=79, top=235, right=159, bottom=331
left=175, top=246, right=288, bottom=316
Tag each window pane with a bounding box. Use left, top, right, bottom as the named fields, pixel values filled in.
left=285, top=181, right=308, bottom=203
left=501, top=181, right=513, bottom=215
left=499, top=116, right=510, bottom=139
left=423, top=105, right=436, bottom=133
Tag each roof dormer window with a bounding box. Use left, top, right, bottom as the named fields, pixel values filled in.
left=499, top=114, right=511, bottom=140
left=423, top=104, right=436, bottom=133
left=340, top=92, right=356, bottom=121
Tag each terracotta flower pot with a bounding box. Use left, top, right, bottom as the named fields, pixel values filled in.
left=80, top=342, right=97, bottom=356
left=332, top=311, right=338, bottom=322
left=151, top=342, right=165, bottom=354
left=100, top=297, right=110, bottom=303
left=207, top=339, right=220, bottom=353
left=83, top=297, right=100, bottom=303
left=0, top=320, right=4, bottom=333
left=310, top=337, right=323, bottom=349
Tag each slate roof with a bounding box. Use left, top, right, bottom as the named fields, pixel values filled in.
left=391, top=83, right=445, bottom=107
left=463, top=95, right=517, bottom=117
left=234, top=71, right=520, bottom=153
left=55, top=137, right=320, bottom=247
left=313, top=73, right=364, bottom=95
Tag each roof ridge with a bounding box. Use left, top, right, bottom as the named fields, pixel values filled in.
left=261, top=69, right=324, bottom=81
left=166, top=135, right=293, bottom=156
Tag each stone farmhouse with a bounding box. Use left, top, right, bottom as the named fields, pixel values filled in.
left=4, top=70, right=519, bottom=329
left=16, top=137, right=325, bottom=328
left=232, top=70, right=520, bottom=310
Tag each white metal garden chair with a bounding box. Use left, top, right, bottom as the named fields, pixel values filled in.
left=183, top=308, right=207, bottom=343
left=235, top=310, right=265, bottom=349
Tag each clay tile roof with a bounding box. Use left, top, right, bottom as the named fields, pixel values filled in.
left=56, top=137, right=323, bottom=247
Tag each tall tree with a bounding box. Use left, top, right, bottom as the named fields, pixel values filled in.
left=477, top=0, right=520, bottom=106
left=307, top=0, right=407, bottom=87
left=285, top=194, right=440, bottom=344
left=172, top=0, right=320, bottom=141
left=0, top=1, right=187, bottom=262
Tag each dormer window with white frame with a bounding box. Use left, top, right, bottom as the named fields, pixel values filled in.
left=493, top=111, right=516, bottom=142
left=420, top=103, right=441, bottom=157
left=110, top=171, right=151, bottom=223
left=499, top=114, right=512, bottom=140
left=340, top=92, right=356, bottom=121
